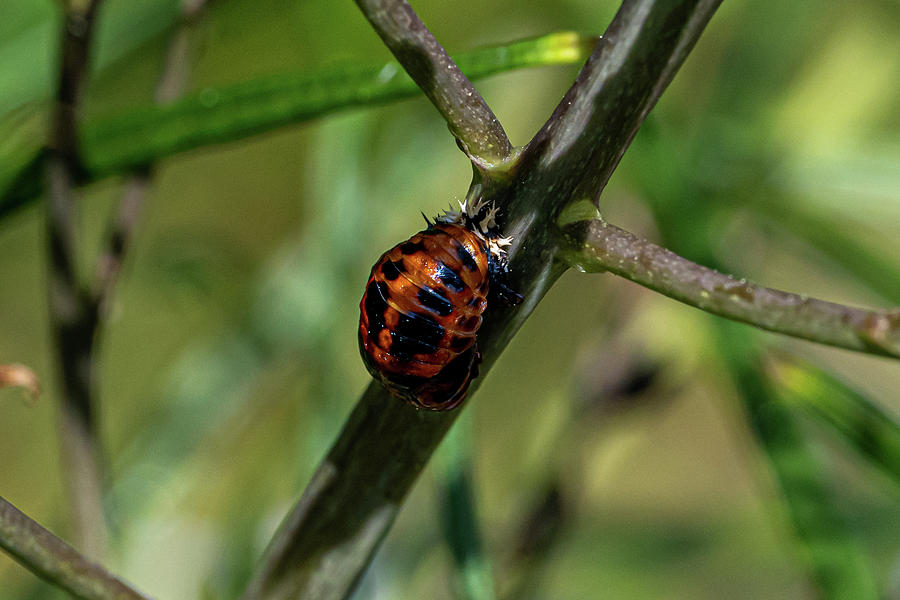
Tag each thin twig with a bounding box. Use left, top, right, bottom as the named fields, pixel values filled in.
left=92, top=0, right=210, bottom=309
left=46, top=0, right=108, bottom=558
left=91, top=175, right=148, bottom=312
left=0, top=496, right=151, bottom=600
left=353, top=0, right=512, bottom=166
left=47, top=0, right=210, bottom=557
left=558, top=218, right=900, bottom=358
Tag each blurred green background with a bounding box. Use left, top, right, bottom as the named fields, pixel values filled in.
left=1, top=0, right=899, bottom=598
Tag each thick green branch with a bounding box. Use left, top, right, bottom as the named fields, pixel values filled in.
left=519, top=0, right=722, bottom=205
left=243, top=2, right=723, bottom=599
left=558, top=218, right=900, bottom=358
left=0, top=496, right=150, bottom=600
left=353, top=0, right=511, bottom=165
left=242, top=382, right=456, bottom=600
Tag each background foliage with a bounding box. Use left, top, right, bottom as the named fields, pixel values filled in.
left=1, top=0, right=899, bottom=598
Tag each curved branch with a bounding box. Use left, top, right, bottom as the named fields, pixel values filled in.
left=558, top=218, right=900, bottom=358
left=353, top=0, right=512, bottom=165
left=0, top=496, right=150, bottom=600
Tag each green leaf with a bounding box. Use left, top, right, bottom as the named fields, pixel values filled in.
left=0, top=105, right=46, bottom=204
left=0, top=5, right=56, bottom=119
left=81, top=31, right=592, bottom=175
left=436, top=414, right=496, bottom=600
left=715, top=323, right=880, bottom=600
left=0, top=0, right=180, bottom=117
left=768, top=355, right=900, bottom=488
left=0, top=32, right=593, bottom=217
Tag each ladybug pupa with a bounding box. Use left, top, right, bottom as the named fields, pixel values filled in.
left=358, top=197, right=522, bottom=410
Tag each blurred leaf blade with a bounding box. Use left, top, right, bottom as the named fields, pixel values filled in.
left=752, top=199, right=900, bottom=306
left=436, top=415, right=496, bottom=600
left=0, top=105, right=46, bottom=210
left=768, top=355, right=900, bottom=489
left=637, top=91, right=889, bottom=597
left=716, top=324, right=881, bottom=600
left=0, top=31, right=593, bottom=217
left=0, top=5, right=56, bottom=118
left=0, top=0, right=182, bottom=118
left=82, top=31, right=592, bottom=174
left=649, top=162, right=887, bottom=596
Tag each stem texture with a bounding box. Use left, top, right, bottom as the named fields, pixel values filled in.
left=0, top=497, right=150, bottom=600
left=558, top=218, right=900, bottom=357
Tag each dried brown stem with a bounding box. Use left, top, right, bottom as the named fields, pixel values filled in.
left=0, top=496, right=150, bottom=600
left=45, top=0, right=107, bottom=557
left=47, top=0, right=210, bottom=558
left=558, top=218, right=900, bottom=358
left=92, top=0, right=210, bottom=308
left=353, top=0, right=512, bottom=166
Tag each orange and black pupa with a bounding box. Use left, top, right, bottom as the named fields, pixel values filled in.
left=358, top=198, right=522, bottom=410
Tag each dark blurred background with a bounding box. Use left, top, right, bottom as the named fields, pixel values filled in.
left=1, top=0, right=899, bottom=598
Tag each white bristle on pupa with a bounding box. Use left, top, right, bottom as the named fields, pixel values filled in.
left=435, top=197, right=511, bottom=259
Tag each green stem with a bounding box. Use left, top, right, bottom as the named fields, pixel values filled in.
left=558, top=218, right=900, bottom=358
left=0, top=496, right=150, bottom=600
left=242, top=382, right=456, bottom=600
left=242, top=1, right=723, bottom=599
